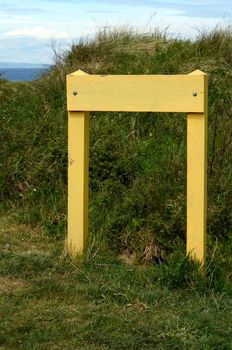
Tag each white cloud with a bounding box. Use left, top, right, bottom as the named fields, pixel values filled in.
left=1, top=0, right=231, bottom=63
left=4, top=26, right=70, bottom=40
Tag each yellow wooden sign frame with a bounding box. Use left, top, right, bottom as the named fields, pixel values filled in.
left=67, top=69, right=208, bottom=265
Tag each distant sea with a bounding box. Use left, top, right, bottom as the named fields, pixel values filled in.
left=0, top=67, right=49, bottom=82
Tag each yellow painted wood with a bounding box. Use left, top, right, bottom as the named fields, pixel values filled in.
left=68, top=110, right=89, bottom=255
left=67, top=69, right=208, bottom=262
left=67, top=73, right=206, bottom=113
left=187, top=72, right=208, bottom=266
left=71, top=69, right=89, bottom=76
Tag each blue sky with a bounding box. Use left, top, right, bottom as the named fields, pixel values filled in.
left=0, top=0, right=231, bottom=64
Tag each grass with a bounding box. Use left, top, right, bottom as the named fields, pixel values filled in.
left=0, top=27, right=232, bottom=348
left=1, top=28, right=232, bottom=260
left=0, top=215, right=232, bottom=350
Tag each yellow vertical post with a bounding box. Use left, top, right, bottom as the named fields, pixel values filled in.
left=68, top=110, right=89, bottom=255
left=187, top=70, right=208, bottom=266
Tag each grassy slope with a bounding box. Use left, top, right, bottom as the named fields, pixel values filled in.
left=0, top=29, right=232, bottom=261
left=0, top=215, right=232, bottom=350
left=0, top=28, right=232, bottom=349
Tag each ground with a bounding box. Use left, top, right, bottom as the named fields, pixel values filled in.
left=0, top=215, right=232, bottom=350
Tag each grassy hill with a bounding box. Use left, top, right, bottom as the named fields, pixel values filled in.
left=1, top=28, right=232, bottom=259
left=0, top=28, right=232, bottom=349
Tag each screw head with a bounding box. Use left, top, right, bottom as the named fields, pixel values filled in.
left=73, top=90, right=78, bottom=96
left=192, top=91, right=198, bottom=97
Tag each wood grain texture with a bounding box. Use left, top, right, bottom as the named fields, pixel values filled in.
left=67, top=74, right=206, bottom=113
left=68, top=111, right=89, bottom=255
left=186, top=73, right=208, bottom=266
left=186, top=113, right=208, bottom=265
left=67, top=70, right=208, bottom=261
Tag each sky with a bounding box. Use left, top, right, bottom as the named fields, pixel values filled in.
left=0, top=0, right=231, bottom=65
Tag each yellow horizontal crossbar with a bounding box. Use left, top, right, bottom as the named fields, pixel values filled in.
left=67, top=71, right=206, bottom=113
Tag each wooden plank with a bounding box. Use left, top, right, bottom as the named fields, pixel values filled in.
left=187, top=111, right=208, bottom=265
left=186, top=71, right=208, bottom=266
left=185, top=70, right=207, bottom=266
left=68, top=111, right=89, bottom=255
left=67, top=73, right=206, bottom=113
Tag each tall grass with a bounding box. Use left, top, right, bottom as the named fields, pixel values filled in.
left=0, top=28, right=232, bottom=265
